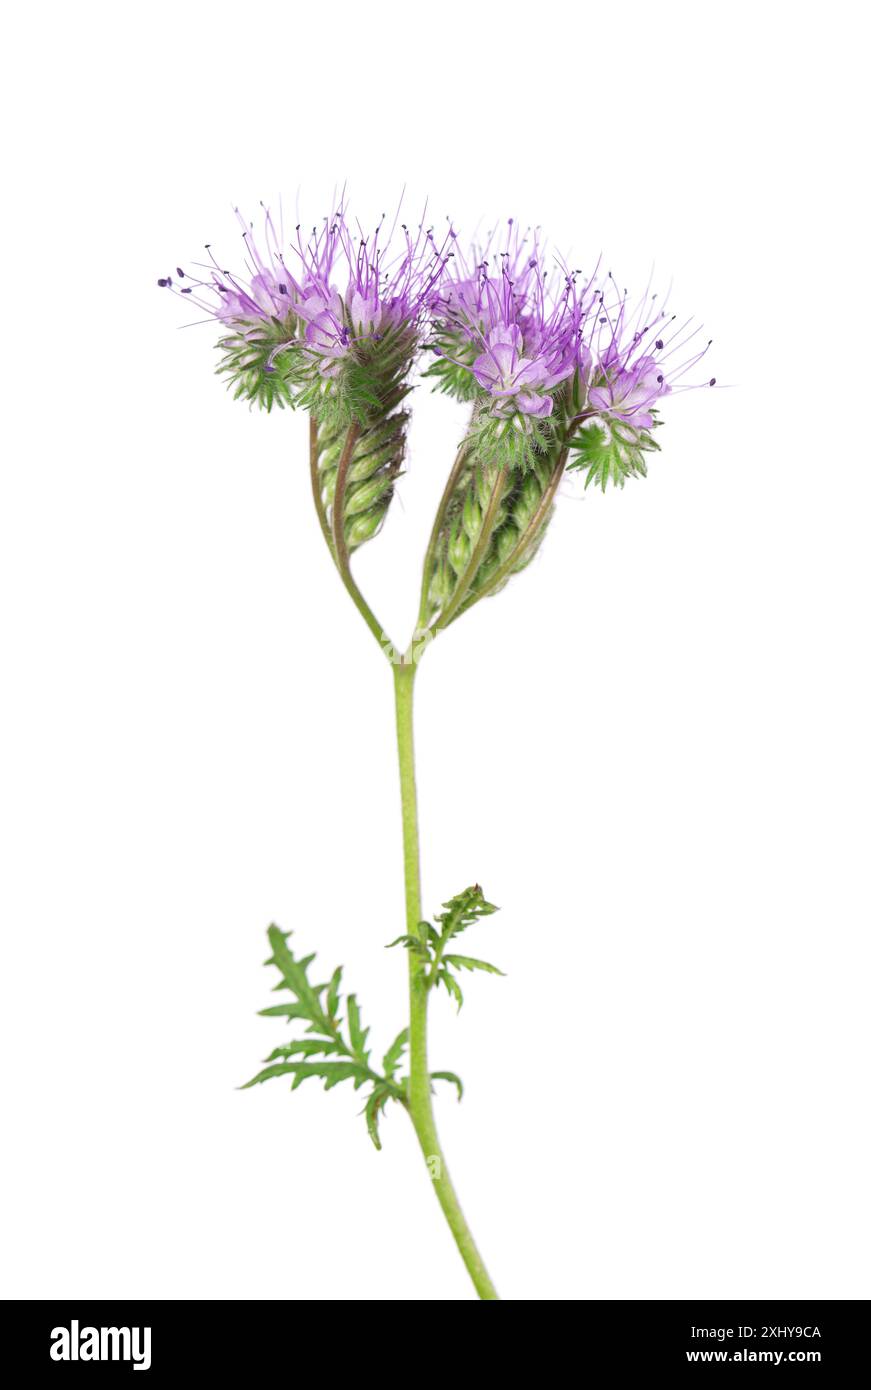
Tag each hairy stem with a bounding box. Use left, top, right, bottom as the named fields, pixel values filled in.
left=393, top=661, right=499, bottom=1301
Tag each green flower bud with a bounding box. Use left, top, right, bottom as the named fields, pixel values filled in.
left=448, top=518, right=473, bottom=575
left=345, top=469, right=397, bottom=519
left=314, top=407, right=408, bottom=554
left=346, top=503, right=390, bottom=550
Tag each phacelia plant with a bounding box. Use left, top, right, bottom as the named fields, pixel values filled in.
left=159, top=198, right=714, bottom=1300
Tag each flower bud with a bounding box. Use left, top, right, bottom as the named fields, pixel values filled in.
left=346, top=504, right=391, bottom=550
left=344, top=469, right=398, bottom=519
left=315, top=407, right=408, bottom=554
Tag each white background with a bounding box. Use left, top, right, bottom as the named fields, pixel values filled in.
left=1, top=1, right=868, bottom=1302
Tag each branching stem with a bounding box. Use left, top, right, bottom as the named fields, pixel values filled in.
left=308, top=418, right=499, bottom=1297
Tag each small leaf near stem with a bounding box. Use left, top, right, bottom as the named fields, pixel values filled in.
left=388, top=886, right=503, bottom=1008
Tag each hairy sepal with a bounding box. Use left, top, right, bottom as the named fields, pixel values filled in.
left=568, top=416, right=661, bottom=490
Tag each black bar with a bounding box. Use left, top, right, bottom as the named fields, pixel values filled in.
left=4, top=1299, right=866, bottom=1374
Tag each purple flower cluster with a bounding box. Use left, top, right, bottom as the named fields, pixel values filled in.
left=433, top=228, right=714, bottom=427
left=158, top=202, right=451, bottom=378
left=432, top=220, right=579, bottom=418
left=159, top=202, right=715, bottom=428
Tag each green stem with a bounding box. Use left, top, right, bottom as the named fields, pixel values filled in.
left=393, top=661, right=499, bottom=1301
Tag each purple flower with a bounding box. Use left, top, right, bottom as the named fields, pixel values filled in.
left=156, top=206, right=299, bottom=324
left=294, top=286, right=348, bottom=378
left=588, top=355, right=669, bottom=429
left=473, top=324, right=567, bottom=418
left=159, top=199, right=452, bottom=379
left=580, top=275, right=714, bottom=426
left=435, top=221, right=577, bottom=418
left=285, top=207, right=452, bottom=377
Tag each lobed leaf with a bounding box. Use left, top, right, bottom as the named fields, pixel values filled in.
left=364, top=1084, right=395, bottom=1151
left=242, top=1060, right=371, bottom=1093
left=382, top=1027, right=409, bottom=1079
left=442, top=953, right=504, bottom=976
left=430, top=1071, right=464, bottom=1102
left=347, top=994, right=370, bottom=1062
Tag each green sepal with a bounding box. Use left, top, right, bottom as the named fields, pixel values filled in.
left=567, top=416, right=661, bottom=490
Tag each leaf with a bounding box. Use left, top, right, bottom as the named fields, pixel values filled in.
left=326, top=966, right=343, bottom=1019
left=265, top=926, right=329, bottom=1027
left=241, top=1061, right=371, bottom=1092
left=430, top=1071, right=464, bottom=1102
left=385, top=933, right=429, bottom=956
left=249, top=927, right=406, bottom=1146
left=347, top=994, right=370, bottom=1061
left=257, top=1002, right=316, bottom=1022
left=442, top=953, right=504, bottom=977
left=435, top=885, right=499, bottom=946
left=265, top=1040, right=344, bottom=1061
left=382, top=1027, right=409, bottom=1078
left=438, top=970, right=464, bottom=1011
left=364, top=1084, right=394, bottom=1151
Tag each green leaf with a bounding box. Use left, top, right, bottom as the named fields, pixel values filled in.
left=430, top=1071, right=464, bottom=1102
left=364, top=1084, right=394, bottom=1151
left=241, top=1061, right=371, bottom=1092
left=265, top=926, right=329, bottom=1028
left=442, top=953, right=504, bottom=976
left=382, top=1027, right=409, bottom=1079
left=434, top=885, right=499, bottom=946
left=347, top=994, right=370, bottom=1061
left=257, top=1002, right=316, bottom=1022
left=385, top=933, right=429, bottom=956
left=249, top=926, right=407, bottom=1147
left=265, top=1040, right=344, bottom=1061
left=326, top=966, right=342, bottom=1019
left=438, top=970, right=464, bottom=1011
